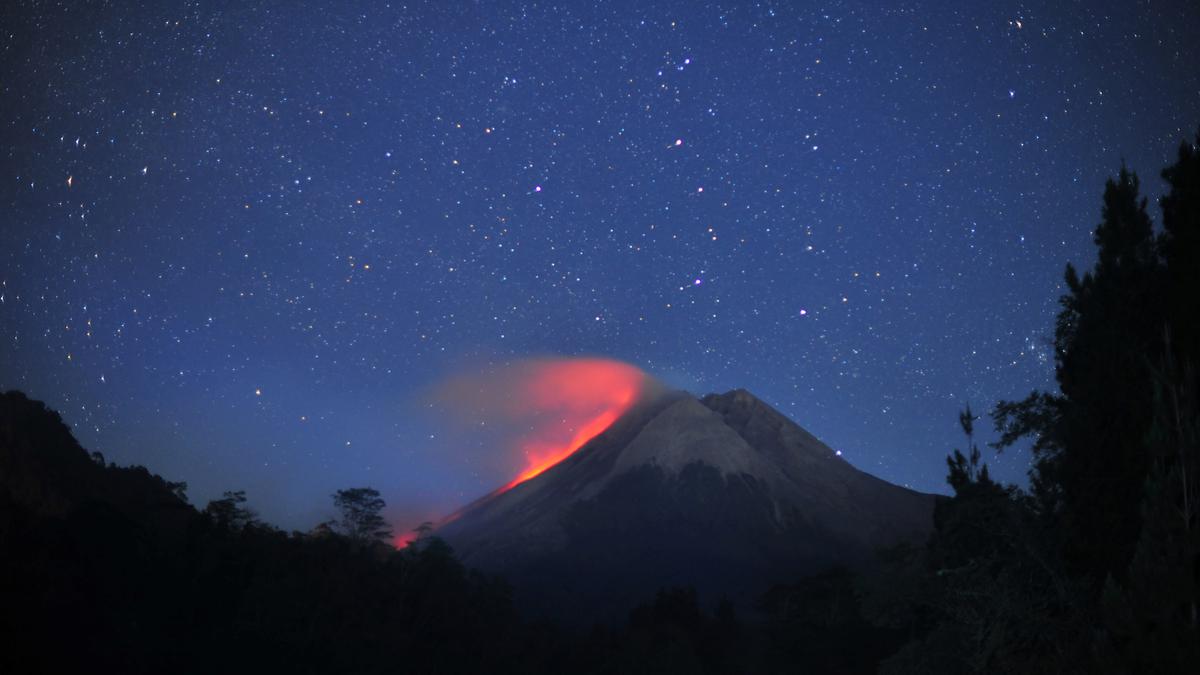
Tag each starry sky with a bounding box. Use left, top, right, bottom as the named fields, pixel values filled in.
left=3, top=0, right=1199, bottom=531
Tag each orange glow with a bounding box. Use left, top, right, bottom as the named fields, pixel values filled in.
left=432, top=357, right=649, bottom=495
left=499, top=359, right=645, bottom=491
left=502, top=405, right=626, bottom=491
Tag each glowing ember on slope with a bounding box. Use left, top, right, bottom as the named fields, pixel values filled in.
left=500, top=359, right=644, bottom=491
left=433, top=357, right=649, bottom=493
left=393, top=530, right=419, bottom=549
left=501, top=396, right=631, bottom=490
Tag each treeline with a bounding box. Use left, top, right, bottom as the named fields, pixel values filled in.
left=0, top=391, right=530, bottom=673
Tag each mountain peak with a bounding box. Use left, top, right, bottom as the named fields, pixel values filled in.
left=611, top=395, right=778, bottom=481
left=701, top=388, right=840, bottom=463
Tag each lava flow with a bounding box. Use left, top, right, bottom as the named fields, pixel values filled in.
left=431, top=357, right=649, bottom=494
left=500, top=358, right=645, bottom=491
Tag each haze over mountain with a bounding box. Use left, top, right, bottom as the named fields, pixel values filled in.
left=437, top=387, right=935, bottom=621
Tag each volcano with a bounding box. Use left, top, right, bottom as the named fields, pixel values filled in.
left=435, top=388, right=936, bottom=622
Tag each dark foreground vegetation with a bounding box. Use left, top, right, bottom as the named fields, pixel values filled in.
left=2, top=132, right=1198, bottom=673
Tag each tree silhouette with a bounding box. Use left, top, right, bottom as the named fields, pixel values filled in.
left=165, top=480, right=189, bottom=502
left=994, top=165, right=1165, bottom=583
left=1160, top=131, right=1200, bottom=363
left=332, top=487, right=392, bottom=544
left=946, top=405, right=990, bottom=493
left=874, top=407, right=1083, bottom=675
left=1100, top=338, right=1200, bottom=671
left=203, top=490, right=256, bottom=530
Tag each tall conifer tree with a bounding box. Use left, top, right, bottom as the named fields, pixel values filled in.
left=995, top=167, right=1164, bottom=583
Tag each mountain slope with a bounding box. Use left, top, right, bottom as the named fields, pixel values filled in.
left=436, top=388, right=936, bottom=621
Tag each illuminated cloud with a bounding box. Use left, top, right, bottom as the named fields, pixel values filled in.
left=431, top=357, right=653, bottom=492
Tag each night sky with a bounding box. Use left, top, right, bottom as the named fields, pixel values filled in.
left=3, top=1, right=1199, bottom=532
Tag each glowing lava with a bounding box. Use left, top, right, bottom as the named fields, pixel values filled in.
left=503, top=400, right=629, bottom=490
left=498, top=358, right=645, bottom=490
left=432, top=357, right=649, bottom=494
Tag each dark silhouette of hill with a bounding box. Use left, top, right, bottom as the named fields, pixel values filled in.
left=0, top=391, right=536, bottom=674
